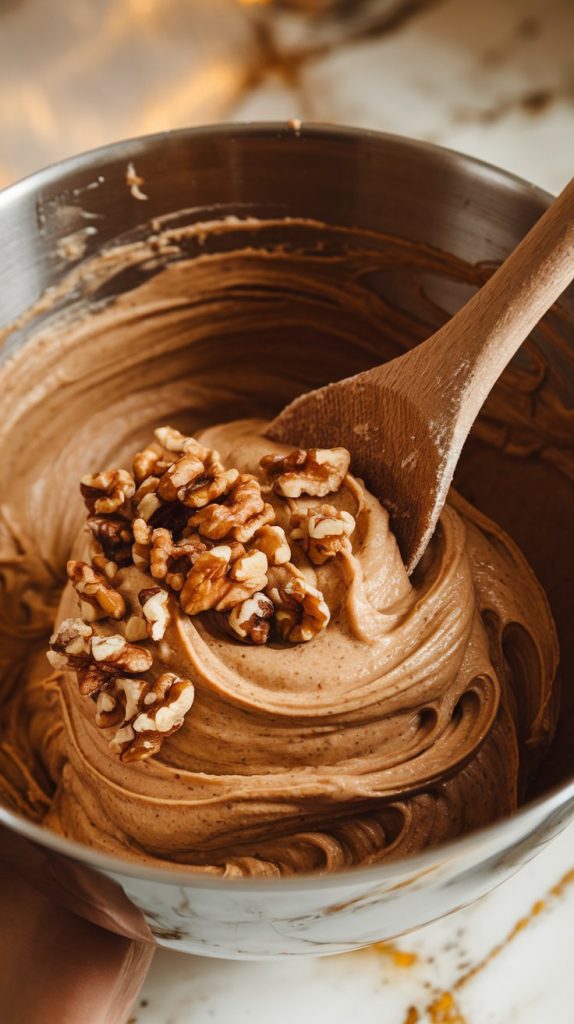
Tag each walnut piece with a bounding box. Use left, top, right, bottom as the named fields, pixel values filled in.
left=290, top=504, right=356, bottom=565
left=156, top=451, right=205, bottom=501
left=260, top=447, right=350, bottom=498
left=253, top=524, right=291, bottom=566
left=77, top=663, right=108, bottom=696
left=181, top=464, right=240, bottom=510
left=47, top=619, right=106, bottom=694
left=139, top=587, right=170, bottom=641
left=80, top=469, right=135, bottom=514
left=133, top=474, right=161, bottom=503
left=133, top=518, right=152, bottom=545
left=132, top=517, right=153, bottom=570
left=91, top=634, right=153, bottom=674
left=67, top=559, right=126, bottom=620
left=189, top=474, right=274, bottom=543
left=49, top=620, right=153, bottom=693
left=149, top=528, right=207, bottom=591
left=228, top=592, right=274, bottom=645
left=47, top=618, right=93, bottom=669
left=157, top=447, right=239, bottom=510
left=266, top=564, right=330, bottom=642
left=195, top=472, right=241, bottom=509
left=136, top=490, right=162, bottom=522
left=133, top=443, right=180, bottom=485
left=95, top=676, right=147, bottom=729
left=180, top=543, right=268, bottom=615
left=109, top=672, right=195, bottom=763
left=232, top=503, right=275, bottom=543
left=87, top=516, right=133, bottom=567
left=154, top=426, right=210, bottom=459
left=49, top=617, right=194, bottom=762
left=133, top=428, right=210, bottom=484
left=133, top=443, right=167, bottom=485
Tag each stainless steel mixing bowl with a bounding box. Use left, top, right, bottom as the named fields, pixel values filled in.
left=0, top=124, right=573, bottom=958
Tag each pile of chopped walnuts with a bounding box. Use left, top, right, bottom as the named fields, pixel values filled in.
left=48, top=426, right=355, bottom=763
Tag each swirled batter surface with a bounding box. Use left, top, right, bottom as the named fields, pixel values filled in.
left=0, top=218, right=563, bottom=876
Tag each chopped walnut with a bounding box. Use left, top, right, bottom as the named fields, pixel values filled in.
left=80, top=469, right=135, bottom=514
left=266, top=564, right=330, bottom=643
left=136, top=490, right=162, bottom=523
left=155, top=447, right=239, bottom=510
left=91, top=634, right=153, bottom=674
left=47, top=427, right=349, bottom=768
left=253, top=524, right=291, bottom=565
left=290, top=504, right=356, bottom=565
left=154, top=426, right=210, bottom=459
left=133, top=444, right=190, bottom=490
left=77, top=663, right=108, bottom=696
left=133, top=441, right=184, bottom=485
left=179, top=544, right=233, bottom=616
left=130, top=516, right=151, bottom=573
left=229, top=547, right=268, bottom=585
left=260, top=447, right=350, bottom=498
left=149, top=529, right=207, bottom=591
left=132, top=428, right=210, bottom=485
left=156, top=451, right=205, bottom=501
left=110, top=672, right=195, bottom=763
left=180, top=543, right=268, bottom=615
left=133, top=472, right=190, bottom=534
left=58, top=425, right=338, bottom=723
left=95, top=675, right=148, bottom=729
left=47, top=618, right=93, bottom=669
left=133, top=443, right=167, bottom=485
left=189, top=474, right=274, bottom=543
left=67, top=560, right=126, bottom=620
left=139, top=587, right=170, bottom=641
left=87, top=516, right=133, bottom=567
left=133, top=474, right=161, bottom=502
left=91, top=552, right=119, bottom=580
left=232, top=502, right=275, bottom=543
left=47, top=619, right=106, bottom=694
left=180, top=463, right=239, bottom=511
left=228, top=592, right=274, bottom=645
left=50, top=617, right=194, bottom=761
left=133, top=518, right=152, bottom=545
left=131, top=517, right=152, bottom=569
left=49, top=621, right=153, bottom=691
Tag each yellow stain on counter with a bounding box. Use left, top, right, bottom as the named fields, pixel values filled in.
left=371, top=941, right=418, bottom=968
left=404, top=1007, right=420, bottom=1024
left=426, top=992, right=466, bottom=1023
left=406, top=865, right=574, bottom=1024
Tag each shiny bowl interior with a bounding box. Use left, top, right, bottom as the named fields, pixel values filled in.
left=0, top=123, right=573, bottom=958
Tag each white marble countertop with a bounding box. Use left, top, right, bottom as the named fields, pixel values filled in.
left=135, top=823, right=574, bottom=1023
left=1, top=1, right=573, bottom=1020
left=0, top=0, right=572, bottom=194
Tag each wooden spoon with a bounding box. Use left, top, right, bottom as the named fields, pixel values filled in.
left=267, top=176, right=574, bottom=573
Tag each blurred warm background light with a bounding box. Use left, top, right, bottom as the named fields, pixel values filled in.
left=0, top=0, right=572, bottom=191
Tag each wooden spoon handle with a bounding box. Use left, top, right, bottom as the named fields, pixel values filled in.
left=415, top=176, right=574, bottom=431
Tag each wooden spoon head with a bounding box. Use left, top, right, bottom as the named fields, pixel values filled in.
left=267, top=372, right=453, bottom=573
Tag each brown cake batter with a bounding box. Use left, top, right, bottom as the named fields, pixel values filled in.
left=0, top=216, right=568, bottom=876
